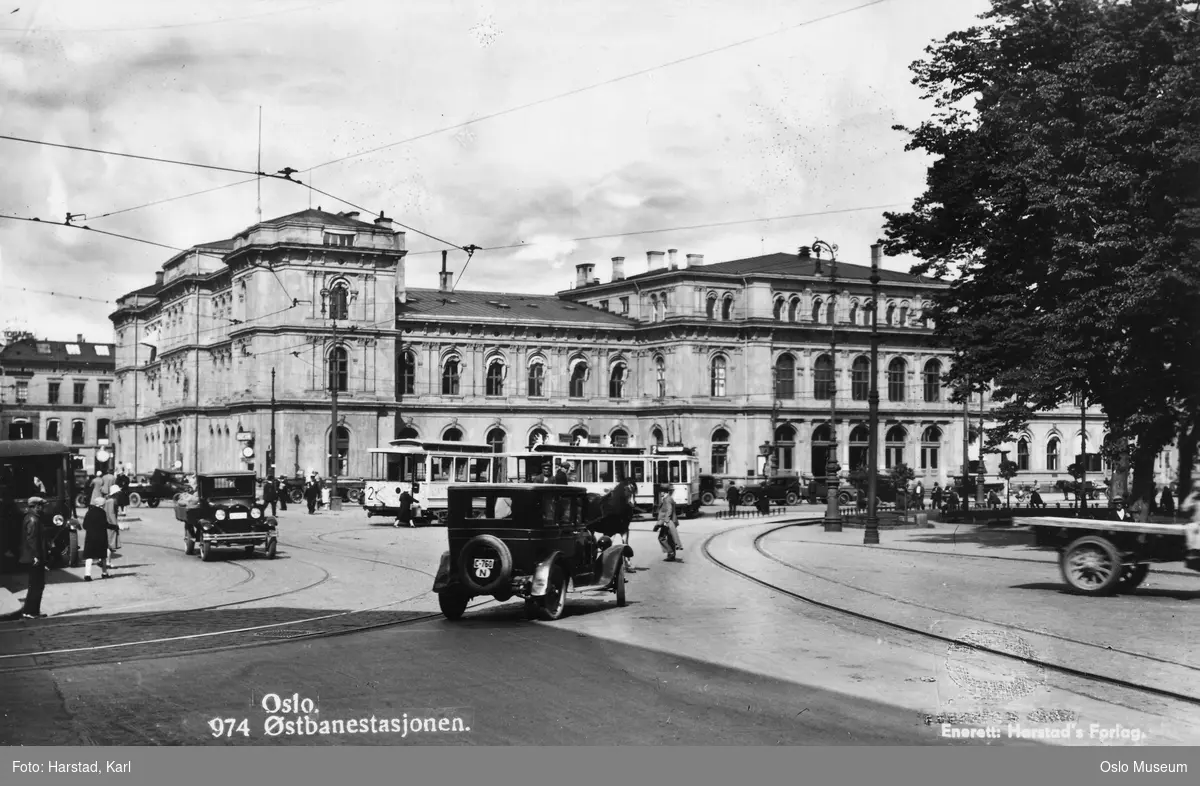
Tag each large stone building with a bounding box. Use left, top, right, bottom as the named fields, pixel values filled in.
left=0, top=332, right=118, bottom=473
left=109, top=207, right=1173, bottom=491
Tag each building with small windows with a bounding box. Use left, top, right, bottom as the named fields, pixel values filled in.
left=0, top=334, right=117, bottom=473
left=109, top=210, right=1179, bottom=491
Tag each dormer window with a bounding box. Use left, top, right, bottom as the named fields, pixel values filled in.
left=94, top=346, right=110, bottom=356
left=65, top=344, right=81, bottom=355
left=324, top=232, right=354, bottom=247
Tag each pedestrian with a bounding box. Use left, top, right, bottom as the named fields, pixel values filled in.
left=103, top=483, right=123, bottom=554
left=396, top=487, right=414, bottom=528
left=554, top=462, right=570, bottom=485
left=654, top=484, right=683, bottom=562
left=726, top=481, right=739, bottom=516
left=1160, top=485, right=1174, bottom=517
left=82, top=493, right=117, bottom=581
left=946, top=489, right=959, bottom=512
left=755, top=490, right=770, bottom=515
left=277, top=477, right=288, bottom=511
left=1030, top=487, right=1045, bottom=508
left=914, top=480, right=925, bottom=510
left=263, top=476, right=278, bottom=517
left=90, top=470, right=106, bottom=503
left=320, top=480, right=331, bottom=510
left=305, top=476, right=319, bottom=514
left=987, top=489, right=1001, bottom=509
left=115, top=468, right=130, bottom=514
left=931, top=483, right=943, bottom=511
left=12, top=496, right=49, bottom=619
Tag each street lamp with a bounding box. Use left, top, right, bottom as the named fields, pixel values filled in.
left=864, top=243, right=882, bottom=544
left=760, top=441, right=773, bottom=478
left=813, top=239, right=842, bottom=532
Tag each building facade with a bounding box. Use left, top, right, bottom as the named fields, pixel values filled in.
left=0, top=334, right=118, bottom=474
left=110, top=208, right=1176, bottom=490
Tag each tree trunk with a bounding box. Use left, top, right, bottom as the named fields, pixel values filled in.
left=1109, top=435, right=1131, bottom=503
left=1176, top=418, right=1197, bottom=508
left=1130, top=448, right=1157, bottom=522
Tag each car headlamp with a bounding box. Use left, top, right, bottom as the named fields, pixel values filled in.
left=53, top=514, right=64, bottom=526
left=250, top=508, right=262, bottom=519
left=214, top=509, right=227, bottom=521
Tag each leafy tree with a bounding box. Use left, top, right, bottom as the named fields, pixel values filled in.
left=889, top=463, right=916, bottom=510
left=883, top=0, right=1200, bottom=513
left=998, top=457, right=1019, bottom=507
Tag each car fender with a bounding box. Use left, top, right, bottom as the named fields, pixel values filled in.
left=432, top=551, right=455, bottom=592
left=530, top=552, right=564, bottom=597
left=596, top=544, right=630, bottom=586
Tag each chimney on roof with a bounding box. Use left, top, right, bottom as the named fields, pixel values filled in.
left=77, top=334, right=83, bottom=344
left=575, top=262, right=595, bottom=288
left=686, top=253, right=704, bottom=267
left=667, top=249, right=679, bottom=270
left=611, top=256, right=625, bottom=282
left=439, top=250, right=453, bottom=292
left=374, top=211, right=394, bottom=231
left=155, top=271, right=164, bottom=286
left=647, top=250, right=665, bottom=272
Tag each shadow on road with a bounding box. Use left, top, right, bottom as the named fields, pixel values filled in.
left=1010, top=582, right=1200, bottom=601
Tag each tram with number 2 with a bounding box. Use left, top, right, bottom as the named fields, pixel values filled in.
left=362, top=439, right=499, bottom=525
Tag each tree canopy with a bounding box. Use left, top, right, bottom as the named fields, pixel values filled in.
left=883, top=0, right=1200, bottom=503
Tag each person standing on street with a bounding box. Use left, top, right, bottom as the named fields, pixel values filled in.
left=82, top=493, right=118, bottom=581
left=396, top=487, right=414, bottom=528
left=1030, top=487, right=1045, bottom=509
left=276, top=477, right=288, bottom=511
left=115, top=468, right=130, bottom=514
left=14, top=497, right=48, bottom=619
left=104, top=483, right=123, bottom=554
left=726, top=481, right=739, bottom=516
left=914, top=480, right=925, bottom=510
left=655, top=484, right=683, bottom=562
left=305, top=475, right=319, bottom=514
left=263, top=476, right=278, bottom=517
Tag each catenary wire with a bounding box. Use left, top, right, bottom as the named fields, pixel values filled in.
left=0, top=134, right=291, bottom=178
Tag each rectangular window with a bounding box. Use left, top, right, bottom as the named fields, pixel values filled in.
left=581, top=460, right=598, bottom=483
left=921, top=447, right=939, bottom=470
left=74, top=381, right=86, bottom=404
left=598, top=460, right=614, bottom=483
left=46, top=420, right=60, bottom=442
left=619, top=297, right=629, bottom=314
left=98, top=383, right=111, bottom=406
left=97, top=419, right=110, bottom=441
left=48, top=381, right=60, bottom=404
left=599, top=300, right=609, bottom=311
left=323, top=232, right=354, bottom=247
left=65, top=344, right=81, bottom=355
left=71, top=420, right=85, bottom=445
left=15, top=380, right=28, bottom=403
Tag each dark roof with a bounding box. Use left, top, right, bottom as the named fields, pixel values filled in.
left=195, top=238, right=236, bottom=250
left=0, top=440, right=75, bottom=457
left=624, top=252, right=931, bottom=285
left=255, top=208, right=379, bottom=231
left=0, top=338, right=116, bottom=368
left=399, top=289, right=637, bottom=326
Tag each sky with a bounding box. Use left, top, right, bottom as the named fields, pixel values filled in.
left=0, top=0, right=992, bottom=344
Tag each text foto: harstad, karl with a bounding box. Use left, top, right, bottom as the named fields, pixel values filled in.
left=12, top=760, right=131, bottom=774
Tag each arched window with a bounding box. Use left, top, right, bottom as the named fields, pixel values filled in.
left=1046, top=437, right=1060, bottom=471
left=826, top=298, right=836, bottom=324
left=569, top=360, right=588, bottom=398
left=812, top=298, right=823, bottom=322
left=711, top=428, right=730, bottom=474
left=888, top=358, right=906, bottom=402
left=71, top=419, right=86, bottom=445
left=774, top=423, right=796, bottom=472
left=651, top=427, right=664, bottom=447
left=849, top=302, right=858, bottom=325
left=922, top=359, right=942, bottom=402
left=774, top=354, right=795, bottom=399
left=851, top=356, right=870, bottom=400
left=1017, top=437, right=1030, bottom=471
left=487, top=428, right=507, bottom=481
left=528, top=428, right=548, bottom=448
left=527, top=359, right=545, bottom=397
left=921, top=426, right=941, bottom=471
left=773, top=298, right=785, bottom=321
left=46, top=419, right=60, bottom=442
left=441, top=356, right=460, bottom=395
left=849, top=424, right=869, bottom=471
left=570, top=427, right=589, bottom=445
left=650, top=294, right=660, bottom=323
left=886, top=303, right=895, bottom=326
left=397, top=351, right=416, bottom=397
left=443, top=427, right=463, bottom=442
left=329, top=281, right=350, bottom=320
left=609, top=362, right=627, bottom=399
left=610, top=428, right=629, bottom=448
left=655, top=356, right=666, bottom=398
left=813, top=354, right=833, bottom=400
left=710, top=356, right=727, bottom=397
left=899, top=304, right=908, bottom=325
left=721, top=294, right=734, bottom=321
left=328, top=426, right=350, bottom=476
left=487, top=428, right=505, bottom=454
left=788, top=298, right=800, bottom=322
left=706, top=294, right=717, bottom=319
left=329, top=346, right=349, bottom=392
left=885, top=425, right=907, bottom=469
left=486, top=358, right=505, bottom=396
left=811, top=424, right=833, bottom=479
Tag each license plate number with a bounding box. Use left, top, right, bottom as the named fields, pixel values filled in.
left=229, top=512, right=247, bottom=519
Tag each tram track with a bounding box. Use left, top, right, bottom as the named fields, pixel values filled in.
left=701, top=519, right=1200, bottom=708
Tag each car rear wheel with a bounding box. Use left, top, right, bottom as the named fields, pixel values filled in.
left=700, top=491, right=716, bottom=506
left=785, top=491, right=800, bottom=506
left=438, top=589, right=470, bottom=621
left=537, top=565, right=567, bottom=621
left=147, top=497, right=160, bottom=508
left=741, top=492, right=757, bottom=507
left=289, top=488, right=304, bottom=504
left=127, top=492, right=142, bottom=508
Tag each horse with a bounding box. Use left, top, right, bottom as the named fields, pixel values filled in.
left=584, top=483, right=636, bottom=569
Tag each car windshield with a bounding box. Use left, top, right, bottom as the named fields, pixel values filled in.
left=201, top=475, right=256, bottom=499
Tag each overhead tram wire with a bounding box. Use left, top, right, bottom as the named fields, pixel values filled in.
left=87, top=177, right=261, bottom=221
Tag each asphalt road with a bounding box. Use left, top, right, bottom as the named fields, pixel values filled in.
left=2, top=505, right=1192, bottom=746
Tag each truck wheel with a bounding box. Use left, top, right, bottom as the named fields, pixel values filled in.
left=1061, top=536, right=1123, bottom=595
left=1116, top=563, right=1150, bottom=592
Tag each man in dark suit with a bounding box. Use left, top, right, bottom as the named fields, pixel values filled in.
left=15, top=497, right=48, bottom=619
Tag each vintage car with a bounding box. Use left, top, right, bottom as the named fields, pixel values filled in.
left=174, top=471, right=277, bottom=561
left=0, top=440, right=81, bottom=571
left=123, top=468, right=193, bottom=508
left=433, top=484, right=631, bottom=621
left=739, top=476, right=806, bottom=507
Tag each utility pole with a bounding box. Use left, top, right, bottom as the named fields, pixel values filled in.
left=1079, top=396, right=1087, bottom=513
left=329, top=319, right=341, bottom=511
left=864, top=243, right=881, bottom=544
left=813, top=239, right=842, bottom=532
left=269, top=367, right=276, bottom=479
left=976, top=388, right=986, bottom=507
left=962, top=389, right=970, bottom=510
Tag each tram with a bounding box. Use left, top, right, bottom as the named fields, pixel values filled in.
left=362, top=439, right=498, bottom=524
left=505, top=437, right=702, bottom=518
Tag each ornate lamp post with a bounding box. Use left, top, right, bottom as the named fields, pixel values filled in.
left=865, top=243, right=882, bottom=544
left=813, top=239, right=842, bottom=532
left=760, top=441, right=773, bottom=479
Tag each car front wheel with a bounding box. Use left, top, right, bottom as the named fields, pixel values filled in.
left=785, top=491, right=800, bottom=506
left=700, top=491, right=716, bottom=506
left=127, top=492, right=142, bottom=508
left=538, top=565, right=567, bottom=621
left=740, top=493, right=757, bottom=507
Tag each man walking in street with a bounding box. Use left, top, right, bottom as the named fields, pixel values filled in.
left=726, top=481, right=739, bottom=517
left=263, top=475, right=278, bottom=517
left=914, top=480, right=925, bottom=510
left=277, top=477, right=288, bottom=511
left=305, top=474, right=320, bottom=514
left=655, top=484, right=683, bottom=562
left=8, top=496, right=48, bottom=619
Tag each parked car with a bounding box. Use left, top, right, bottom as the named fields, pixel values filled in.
left=739, top=476, right=805, bottom=507
left=699, top=474, right=720, bottom=506
left=174, top=471, right=278, bottom=561
left=432, top=484, right=631, bottom=621
left=123, top=468, right=193, bottom=508
left=805, top=477, right=857, bottom=506
left=1052, top=479, right=1105, bottom=500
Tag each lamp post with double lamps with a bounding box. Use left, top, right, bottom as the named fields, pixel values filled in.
left=812, top=239, right=842, bottom=532
left=864, top=243, right=882, bottom=544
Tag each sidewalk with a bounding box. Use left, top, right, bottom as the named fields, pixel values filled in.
left=710, top=519, right=1200, bottom=704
